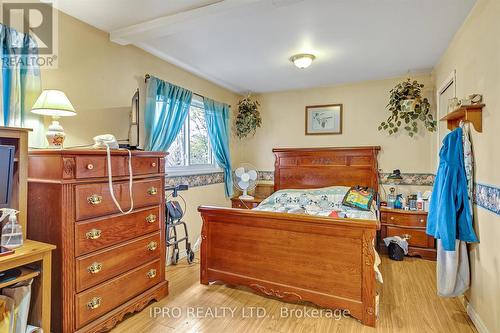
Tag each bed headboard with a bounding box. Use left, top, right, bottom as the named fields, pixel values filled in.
left=272, top=146, right=381, bottom=191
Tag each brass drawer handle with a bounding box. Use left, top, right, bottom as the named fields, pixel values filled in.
left=146, top=269, right=157, bottom=279
left=86, top=163, right=94, bottom=170
left=86, top=229, right=102, bottom=240
left=145, top=214, right=157, bottom=224
left=147, top=187, right=158, bottom=195
left=147, top=241, right=158, bottom=251
left=87, top=194, right=103, bottom=205
left=402, top=234, right=412, bottom=240
left=87, top=262, right=103, bottom=274
left=87, top=296, right=102, bottom=310
left=151, top=162, right=157, bottom=167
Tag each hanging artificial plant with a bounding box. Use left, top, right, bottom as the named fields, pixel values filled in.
left=379, top=78, right=437, bottom=137
left=235, top=95, right=262, bottom=139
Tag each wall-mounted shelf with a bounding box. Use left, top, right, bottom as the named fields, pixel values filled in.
left=440, top=104, right=484, bottom=132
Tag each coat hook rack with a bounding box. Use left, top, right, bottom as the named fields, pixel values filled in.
left=440, top=103, right=484, bottom=132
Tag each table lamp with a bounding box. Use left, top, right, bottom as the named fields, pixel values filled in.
left=31, top=90, right=76, bottom=148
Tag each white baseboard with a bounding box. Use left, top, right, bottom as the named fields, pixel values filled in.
left=465, top=300, right=490, bottom=333
left=192, top=236, right=201, bottom=252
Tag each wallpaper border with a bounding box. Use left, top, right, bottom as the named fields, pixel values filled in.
left=474, top=183, right=500, bottom=215
left=165, top=172, right=499, bottom=216
left=165, top=172, right=224, bottom=188
left=379, top=173, right=435, bottom=186
left=165, top=171, right=436, bottom=188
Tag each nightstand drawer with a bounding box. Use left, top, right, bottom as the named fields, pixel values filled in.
left=382, top=211, right=427, bottom=227
left=231, top=199, right=259, bottom=209
left=386, top=226, right=430, bottom=248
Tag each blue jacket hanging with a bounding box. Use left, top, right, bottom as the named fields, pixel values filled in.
left=426, top=127, right=479, bottom=251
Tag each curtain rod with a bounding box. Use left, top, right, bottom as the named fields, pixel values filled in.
left=144, top=73, right=231, bottom=107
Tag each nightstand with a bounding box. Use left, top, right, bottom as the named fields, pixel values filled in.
left=379, top=207, right=436, bottom=260
left=231, top=197, right=264, bottom=209
left=231, top=184, right=273, bottom=209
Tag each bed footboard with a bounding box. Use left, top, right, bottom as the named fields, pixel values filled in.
left=198, top=206, right=378, bottom=327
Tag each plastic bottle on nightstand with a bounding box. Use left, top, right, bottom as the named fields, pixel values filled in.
left=417, top=191, right=424, bottom=211
left=387, top=187, right=396, bottom=209
left=0, top=208, right=23, bottom=249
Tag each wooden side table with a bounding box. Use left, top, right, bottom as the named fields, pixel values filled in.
left=231, top=196, right=265, bottom=209
left=231, top=184, right=273, bottom=209
left=379, top=207, right=436, bottom=260
left=0, top=240, right=55, bottom=332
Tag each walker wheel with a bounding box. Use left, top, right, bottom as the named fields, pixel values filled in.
left=187, top=249, right=195, bottom=264
left=172, top=249, right=179, bottom=265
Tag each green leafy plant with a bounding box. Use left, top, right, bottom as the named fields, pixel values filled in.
left=379, top=78, right=437, bottom=137
left=235, top=96, right=262, bottom=139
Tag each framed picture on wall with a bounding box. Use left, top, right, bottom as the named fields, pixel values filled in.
left=305, top=104, right=343, bottom=135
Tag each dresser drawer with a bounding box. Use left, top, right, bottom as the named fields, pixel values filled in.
left=75, top=178, right=162, bottom=221
left=386, top=226, right=430, bottom=248
left=381, top=211, right=427, bottom=227
left=75, top=206, right=161, bottom=256
left=75, top=156, right=159, bottom=179
left=75, top=259, right=162, bottom=329
left=76, top=233, right=161, bottom=292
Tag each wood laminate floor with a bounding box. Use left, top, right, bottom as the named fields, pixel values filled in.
left=111, top=255, right=477, bottom=333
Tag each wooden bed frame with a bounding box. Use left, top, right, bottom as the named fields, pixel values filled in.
left=198, top=146, right=381, bottom=327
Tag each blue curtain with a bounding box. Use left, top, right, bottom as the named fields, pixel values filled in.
left=204, top=97, right=233, bottom=197
left=144, top=76, right=193, bottom=151
left=0, top=24, right=41, bottom=127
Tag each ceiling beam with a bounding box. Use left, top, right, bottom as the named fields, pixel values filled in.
left=110, top=0, right=262, bottom=45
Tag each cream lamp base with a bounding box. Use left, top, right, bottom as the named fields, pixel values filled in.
left=46, top=118, right=66, bottom=149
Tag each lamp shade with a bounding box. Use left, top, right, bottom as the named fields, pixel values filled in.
left=31, top=90, right=76, bottom=117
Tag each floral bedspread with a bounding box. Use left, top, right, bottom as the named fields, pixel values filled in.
left=253, top=186, right=377, bottom=220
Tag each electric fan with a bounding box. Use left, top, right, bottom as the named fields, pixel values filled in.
left=233, top=163, right=258, bottom=200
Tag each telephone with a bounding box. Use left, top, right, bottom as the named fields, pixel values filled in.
left=93, top=134, right=119, bottom=149
left=92, top=134, right=133, bottom=214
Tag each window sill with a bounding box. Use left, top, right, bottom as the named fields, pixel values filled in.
left=166, top=167, right=223, bottom=177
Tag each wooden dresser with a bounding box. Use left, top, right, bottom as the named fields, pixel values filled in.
left=379, top=207, right=436, bottom=260
left=27, top=149, right=168, bottom=333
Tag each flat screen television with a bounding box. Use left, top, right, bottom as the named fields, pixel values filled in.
left=0, top=145, right=15, bottom=209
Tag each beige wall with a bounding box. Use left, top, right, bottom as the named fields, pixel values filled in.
left=36, top=11, right=239, bottom=255
left=233, top=74, right=436, bottom=175
left=171, top=183, right=230, bottom=255
left=434, top=0, right=500, bottom=332
left=40, top=12, right=239, bottom=148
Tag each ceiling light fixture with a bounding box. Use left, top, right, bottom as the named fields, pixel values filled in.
left=290, top=53, right=315, bottom=69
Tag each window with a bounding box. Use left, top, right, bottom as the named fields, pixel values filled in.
left=166, top=95, right=219, bottom=175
